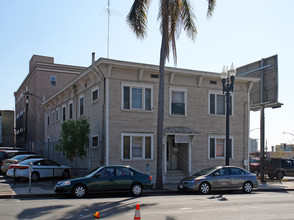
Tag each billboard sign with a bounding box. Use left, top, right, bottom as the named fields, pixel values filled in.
left=236, top=55, right=281, bottom=110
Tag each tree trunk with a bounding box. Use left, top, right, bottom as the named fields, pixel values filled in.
left=155, top=29, right=167, bottom=189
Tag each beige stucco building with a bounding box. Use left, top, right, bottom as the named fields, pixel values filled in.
left=14, top=55, right=86, bottom=149
left=43, top=54, right=259, bottom=181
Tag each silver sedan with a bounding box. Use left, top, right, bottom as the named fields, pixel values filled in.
left=178, top=166, right=258, bottom=194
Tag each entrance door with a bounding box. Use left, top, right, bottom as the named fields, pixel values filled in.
left=167, top=136, right=178, bottom=170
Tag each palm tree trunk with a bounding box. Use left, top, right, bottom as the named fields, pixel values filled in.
left=155, top=29, right=167, bottom=190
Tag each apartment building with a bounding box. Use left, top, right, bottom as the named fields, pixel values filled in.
left=43, top=54, right=259, bottom=181
left=14, top=55, right=86, bottom=149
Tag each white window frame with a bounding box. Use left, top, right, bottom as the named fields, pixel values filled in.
left=121, top=133, right=153, bottom=160
left=121, top=82, right=153, bottom=111
left=68, top=101, right=73, bottom=119
left=169, top=87, right=187, bottom=116
left=79, top=95, right=85, bottom=116
left=208, top=135, right=234, bottom=159
left=91, top=134, right=99, bottom=148
left=209, top=90, right=234, bottom=116
left=92, top=86, right=99, bottom=102
left=51, top=110, right=55, bottom=124
left=50, top=75, right=57, bottom=86
left=55, top=108, right=60, bottom=122
left=62, top=105, right=66, bottom=122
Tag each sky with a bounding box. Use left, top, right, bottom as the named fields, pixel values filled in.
left=1, top=0, right=294, bottom=149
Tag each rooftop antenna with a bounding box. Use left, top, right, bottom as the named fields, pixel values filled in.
left=100, top=0, right=120, bottom=58
left=107, top=0, right=110, bottom=58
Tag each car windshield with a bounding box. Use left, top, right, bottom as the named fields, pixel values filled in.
left=192, top=167, right=218, bottom=177
left=250, top=158, right=260, bottom=163
left=85, top=166, right=103, bottom=177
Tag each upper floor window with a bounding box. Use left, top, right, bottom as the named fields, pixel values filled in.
left=122, top=133, right=153, bottom=160
left=122, top=83, right=152, bottom=111
left=62, top=105, right=66, bottom=122
left=209, top=136, right=233, bottom=159
left=50, top=75, right=57, bottom=86
left=51, top=111, right=55, bottom=124
left=209, top=92, right=232, bottom=115
left=68, top=101, right=73, bottom=119
left=79, top=95, right=84, bottom=116
left=92, top=87, right=99, bottom=102
left=170, top=88, right=187, bottom=116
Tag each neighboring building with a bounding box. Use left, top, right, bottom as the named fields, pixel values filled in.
left=43, top=54, right=259, bottom=181
left=14, top=55, right=86, bottom=149
left=275, top=143, right=294, bottom=152
left=249, top=138, right=258, bottom=153
left=0, top=110, right=14, bottom=146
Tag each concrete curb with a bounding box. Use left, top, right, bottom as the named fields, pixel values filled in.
left=1, top=187, right=294, bottom=199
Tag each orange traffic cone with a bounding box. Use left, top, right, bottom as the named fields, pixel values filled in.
left=134, top=204, right=141, bottom=220
left=94, top=211, right=100, bottom=219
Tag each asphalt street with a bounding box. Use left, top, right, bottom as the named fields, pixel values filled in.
left=1, top=191, right=294, bottom=219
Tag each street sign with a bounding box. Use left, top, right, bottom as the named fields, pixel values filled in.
left=175, top=135, right=189, bottom=143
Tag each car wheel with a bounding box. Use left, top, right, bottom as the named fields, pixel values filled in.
left=73, top=184, right=87, bottom=198
left=62, top=170, right=70, bottom=179
left=31, top=172, right=40, bottom=182
left=275, top=170, right=284, bottom=180
left=199, top=182, right=210, bottom=194
left=243, top=181, right=253, bottom=193
left=131, top=183, right=143, bottom=196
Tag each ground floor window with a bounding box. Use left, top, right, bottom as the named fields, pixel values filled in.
left=209, top=136, right=233, bottom=159
left=122, top=133, right=153, bottom=160
left=92, top=134, right=99, bottom=148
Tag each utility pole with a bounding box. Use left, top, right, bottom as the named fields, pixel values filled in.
left=260, top=105, right=265, bottom=182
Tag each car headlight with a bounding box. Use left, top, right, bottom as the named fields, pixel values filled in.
left=58, top=180, right=71, bottom=186
left=187, top=179, right=199, bottom=184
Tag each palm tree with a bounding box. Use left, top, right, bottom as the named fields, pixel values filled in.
left=127, top=0, right=216, bottom=189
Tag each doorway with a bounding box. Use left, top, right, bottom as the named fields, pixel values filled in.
left=166, top=135, right=189, bottom=171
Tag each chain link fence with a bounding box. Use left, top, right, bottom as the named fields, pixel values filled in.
left=23, top=141, right=91, bottom=177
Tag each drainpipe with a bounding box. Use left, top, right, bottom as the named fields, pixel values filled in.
left=247, top=82, right=254, bottom=171
left=92, top=53, right=102, bottom=80
left=104, top=64, right=112, bottom=165
left=105, top=76, right=110, bottom=165
left=91, top=53, right=110, bottom=165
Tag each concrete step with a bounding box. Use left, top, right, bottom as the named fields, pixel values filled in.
left=165, top=170, right=187, bottom=183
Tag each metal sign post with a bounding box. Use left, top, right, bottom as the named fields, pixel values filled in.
left=29, top=162, right=32, bottom=193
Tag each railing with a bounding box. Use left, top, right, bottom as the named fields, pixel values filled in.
left=176, top=152, right=189, bottom=172
left=12, top=167, right=89, bottom=192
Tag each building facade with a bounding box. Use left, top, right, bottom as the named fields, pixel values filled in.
left=43, top=55, right=259, bottom=181
left=0, top=110, right=14, bottom=146
left=14, top=55, right=86, bottom=149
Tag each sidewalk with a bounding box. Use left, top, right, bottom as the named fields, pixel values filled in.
left=1, top=175, right=294, bottom=199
